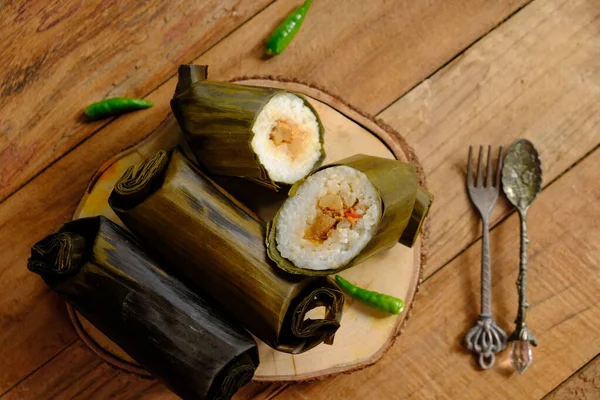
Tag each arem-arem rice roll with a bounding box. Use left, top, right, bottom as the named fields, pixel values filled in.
left=109, top=148, right=344, bottom=354
left=27, top=216, right=259, bottom=400
left=171, top=65, right=325, bottom=190
left=266, top=154, right=433, bottom=276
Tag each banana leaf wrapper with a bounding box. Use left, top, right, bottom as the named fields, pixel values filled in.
left=266, top=154, right=434, bottom=276
left=27, top=216, right=258, bottom=400
left=170, top=64, right=325, bottom=190
left=108, top=149, right=344, bottom=354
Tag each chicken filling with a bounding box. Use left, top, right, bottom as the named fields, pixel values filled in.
left=305, top=193, right=366, bottom=242
left=269, top=120, right=310, bottom=160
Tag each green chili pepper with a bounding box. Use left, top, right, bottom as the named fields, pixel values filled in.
left=335, top=275, right=405, bottom=315
left=84, top=97, right=154, bottom=120
left=265, top=0, right=312, bottom=56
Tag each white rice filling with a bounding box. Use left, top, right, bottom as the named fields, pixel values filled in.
left=251, top=93, right=322, bottom=184
left=275, top=166, right=382, bottom=271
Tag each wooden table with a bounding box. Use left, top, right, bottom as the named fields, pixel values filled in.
left=1, top=0, right=599, bottom=398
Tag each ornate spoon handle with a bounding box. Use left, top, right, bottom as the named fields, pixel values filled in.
left=508, top=209, right=538, bottom=373
left=513, top=210, right=535, bottom=337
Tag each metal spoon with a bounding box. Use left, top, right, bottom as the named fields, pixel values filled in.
left=501, top=139, right=542, bottom=374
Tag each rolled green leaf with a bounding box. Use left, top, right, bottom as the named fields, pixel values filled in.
left=109, top=149, right=344, bottom=354
left=266, top=154, right=433, bottom=276
left=399, top=182, right=433, bottom=247
left=28, top=216, right=258, bottom=400
left=170, top=64, right=325, bottom=190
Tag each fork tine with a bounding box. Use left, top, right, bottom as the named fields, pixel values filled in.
left=475, top=146, right=484, bottom=187
left=485, top=146, right=493, bottom=187
left=495, top=146, right=503, bottom=188
left=467, top=146, right=474, bottom=187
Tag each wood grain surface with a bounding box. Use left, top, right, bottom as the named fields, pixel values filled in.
left=0, top=0, right=273, bottom=202
left=0, top=0, right=532, bottom=396
left=545, top=355, right=600, bottom=400
left=1, top=0, right=598, bottom=398
left=195, top=0, right=529, bottom=114
left=0, top=0, right=528, bottom=203
left=0, top=103, right=178, bottom=395
left=2, top=341, right=164, bottom=400
left=381, top=0, right=600, bottom=279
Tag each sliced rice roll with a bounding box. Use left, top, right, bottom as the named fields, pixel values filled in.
left=266, top=154, right=433, bottom=276
left=171, top=65, right=325, bottom=190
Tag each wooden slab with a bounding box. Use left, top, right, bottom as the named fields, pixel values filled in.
left=69, top=79, right=428, bottom=382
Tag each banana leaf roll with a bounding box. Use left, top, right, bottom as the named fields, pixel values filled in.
left=27, top=216, right=258, bottom=400
left=170, top=65, right=325, bottom=190
left=109, top=149, right=344, bottom=354
left=266, top=154, right=433, bottom=276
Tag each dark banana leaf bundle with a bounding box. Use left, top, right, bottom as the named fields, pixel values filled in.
left=170, top=65, right=325, bottom=190
left=266, top=154, right=433, bottom=276
left=109, top=149, right=344, bottom=354
left=28, top=216, right=258, bottom=400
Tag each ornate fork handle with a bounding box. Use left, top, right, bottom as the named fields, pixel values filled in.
left=464, top=216, right=507, bottom=369
left=464, top=315, right=507, bottom=369
left=480, top=217, right=492, bottom=315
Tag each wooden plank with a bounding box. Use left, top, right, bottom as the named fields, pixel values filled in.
left=0, top=0, right=528, bottom=203
left=0, top=96, right=179, bottom=394
left=196, top=0, right=529, bottom=115
left=273, top=146, right=600, bottom=399
left=379, top=0, right=600, bottom=278
left=0, top=0, right=532, bottom=395
left=0, top=339, right=285, bottom=400
left=1, top=341, right=165, bottom=400
left=0, top=0, right=273, bottom=202
left=545, top=355, right=600, bottom=399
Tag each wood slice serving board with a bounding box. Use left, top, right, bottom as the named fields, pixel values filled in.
left=70, top=78, right=428, bottom=383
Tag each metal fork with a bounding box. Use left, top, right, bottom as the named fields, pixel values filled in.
left=463, top=145, right=507, bottom=369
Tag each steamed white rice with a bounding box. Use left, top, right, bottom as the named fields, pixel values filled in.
left=275, top=166, right=382, bottom=271
left=251, top=93, right=322, bottom=184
